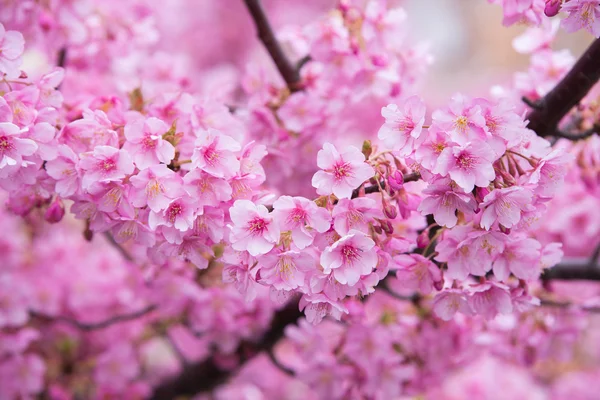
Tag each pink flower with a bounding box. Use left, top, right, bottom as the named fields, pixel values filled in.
left=130, top=164, right=184, bottom=212
left=529, top=148, right=572, bottom=197
left=493, top=236, right=541, bottom=281
left=562, top=0, right=600, bottom=37
left=183, top=169, right=232, bottom=209
left=468, top=283, right=513, bottom=319
left=393, top=254, right=442, bottom=295
left=0, top=122, right=37, bottom=170
left=312, top=143, right=375, bottom=199
left=418, top=178, right=477, bottom=228
left=229, top=200, right=280, bottom=256
left=78, top=146, right=134, bottom=191
left=148, top=195, right=198, bottom=233
left=44, top=145, right=80, bottom=197
left=272, top=195, right=331, bottom=249
left=277, top=91, right=324, bottom=132
left=258, top=250, right=315, bottom=290
left=414, top=124, right=452, bottom=172
left=299, top=294, right=348, bottom=324
left=192, top=128, right=241, bottom=178
left=94, top=344, right=140, bottom=391
left=480, top=186, right=534, bottom=230
left=433, top=289, right=473, bottom=321
left=378, top=96, right=426, bottom=155
left=0, top=23, right=25, bottom=79
left=0, top=354, right=45, bottom=399
left=123, top=117, right=175, bottom=169
left=435, top=226, right=484, bottom=280
left=320, top=230, right=378, bottom=286
left=434, top=140, right=497, bottom=192
left=332, top=197, right=383, bottom=235
left=432, top=94, right=487, bottom=145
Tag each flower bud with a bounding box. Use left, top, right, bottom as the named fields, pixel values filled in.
left=417, top=229, right=430, bottom=248
left=373, top=225, right=383, bottom=235
left=388, top=170, right=404, bottom=191
left=45, top=197, right=65, bottom=224
left=380, top=220, right=393, bottom=235
left=383, top=203, right=398, bottom=220
left=362, top=140, right=373, bottom=159
left=475, top=187, right=490, bottom=203
left=434, top=279, right=444, bottom=292
left=544, top=0, right=562, bottom=17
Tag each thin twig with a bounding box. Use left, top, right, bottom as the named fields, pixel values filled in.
left=540, top=299, right=600, bottom=314
left=266, top=347, right=295, bottom=376
left=542, top=261, right=600, bottom=281
left=57, top=48, right=68, bottom=68
left=103, top=231, right=134, bottom=262
left=31, top=305, right=157, bottom=331
left=243, top=0, right=302, bottom=92
left=553, top=125, right=599, bottom=141
left=588, top=242, right=600, bottom=268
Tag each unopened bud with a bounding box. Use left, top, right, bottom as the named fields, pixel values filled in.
left=45, top=197, right=65, bottom=223
left=362, top=140, right=373, bottom=159
left=417, top=229, right=430, bottom=248
left=383, top=203, right=398, bottom=220
left=544, top=0, right=562, bottom=17
left=388, top=170, right=404, bottom=191
left=373, top=225, right=383, bottom=235
left=434, top=278, right=444, bottom=292
left=475, top=187, right=490, bottom=203
left=380, top=220, right=393, bottom=235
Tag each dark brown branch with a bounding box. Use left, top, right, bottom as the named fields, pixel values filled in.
left=243, top=0, right=302, bottom=92
left=31, top=305, right=156, bottom=331
left=525, top=38, right=600, bottom=137
left=57, top=47, right=68, bottom=68
left=553, top=125, right=599, bottom=141
left=540, top=299, right=600, bottom=313
left=351, top=172, right=421, bottom=199
left=103, top=232, right=134, bottom=262
left=149, top=299, right=302, bottom=400
left=267, top=347, right=295, bottom=376
left=542, top=261, right=600, bottom=281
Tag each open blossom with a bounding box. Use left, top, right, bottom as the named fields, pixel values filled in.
left=493, top=236, right=541, bottom=281
left=468, top=283, right=513, bottom=319
left=78, top=146, right=134, bottom=191
left=529, top=148, right=572, bottom=197
left=182, top=169, right=232, bottom=208
left=130, top=164, right=183, bottom=212
left=332, top=197, right=384, bottom=235
left=123, top=117, right=175, bottom=169
left=192, top=128, right=240, bottom=178
left=148, top=195, right=197, bottom=233
left=480, top=186, right=534, bottom=230
left=378, top=96, right=426, bottom=155
left=0, top=122, right=37, bottom=169
left=229, top=200, right=280, bottom=256
left=277, top=91, right=324, bottom=132
left=432, top=94, right=487, bottom=144
left=312, top=143, right=375, bottom=199
left=320, top=230, right=378, bottom=286
left=0, top=23, right=25, bottom=79
left=434, top=140, right=497, bottom=192
left=393, top=254, right=442, bottom=295
left=418, top=178, right=477, bottom=228
left=562, top=0, right=600, bottom=37
left=433, top=289, right=472, bottom=321
left=272, top=196, right=331, bottom=249
left=258, top=250, right=315, bottom=291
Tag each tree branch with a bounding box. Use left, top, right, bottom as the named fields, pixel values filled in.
left=103, top=232, right=134, bottom=262
left=31, top=305, right=156, bottom=331
left=149, top=299, right=302, bottom=400
left=352, top=172, right=421, bottom=199
left=525, top=38, right=600, bottom=138
left=542, top=261, right=600, bottom=281
left=243, top=0, right=302, bottom=92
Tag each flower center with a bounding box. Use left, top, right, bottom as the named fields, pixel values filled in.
left=203, top=145, right=220, bottom=166
left=341, top=244, right=360, bottom=264
left=457, top=153, right=474, bottom=169
left=142, top=135, right=157, bottom=149
left=248, top=217, right=268, bottom=235
left=333, top=161, right=352, bottom=181
left=167, top=202, right=183, bottom=222
left=454, top=116, right=468, bottom=133
left=0, top=136, right=13, bottom=153
left=287, top=207, right=307, bottom=225
left=99, top=159, right=116, bottom=172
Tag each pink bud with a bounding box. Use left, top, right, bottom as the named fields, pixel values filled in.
left=380, top=220, right=393, bottom=235
left=388, top=170, right=404, bottom=191
left=373, top=225, right=383, bottom=235
left=417, top=230, right=430, bottom=248
left=475, top=187, right=490, bottom=203
left=45, top=198, right=65, bottom=224
left=544, top=0, right=562, bottom=17
left=383, top=203, right=398, bottom=220
left=434, top=278, right=444, bottom=292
